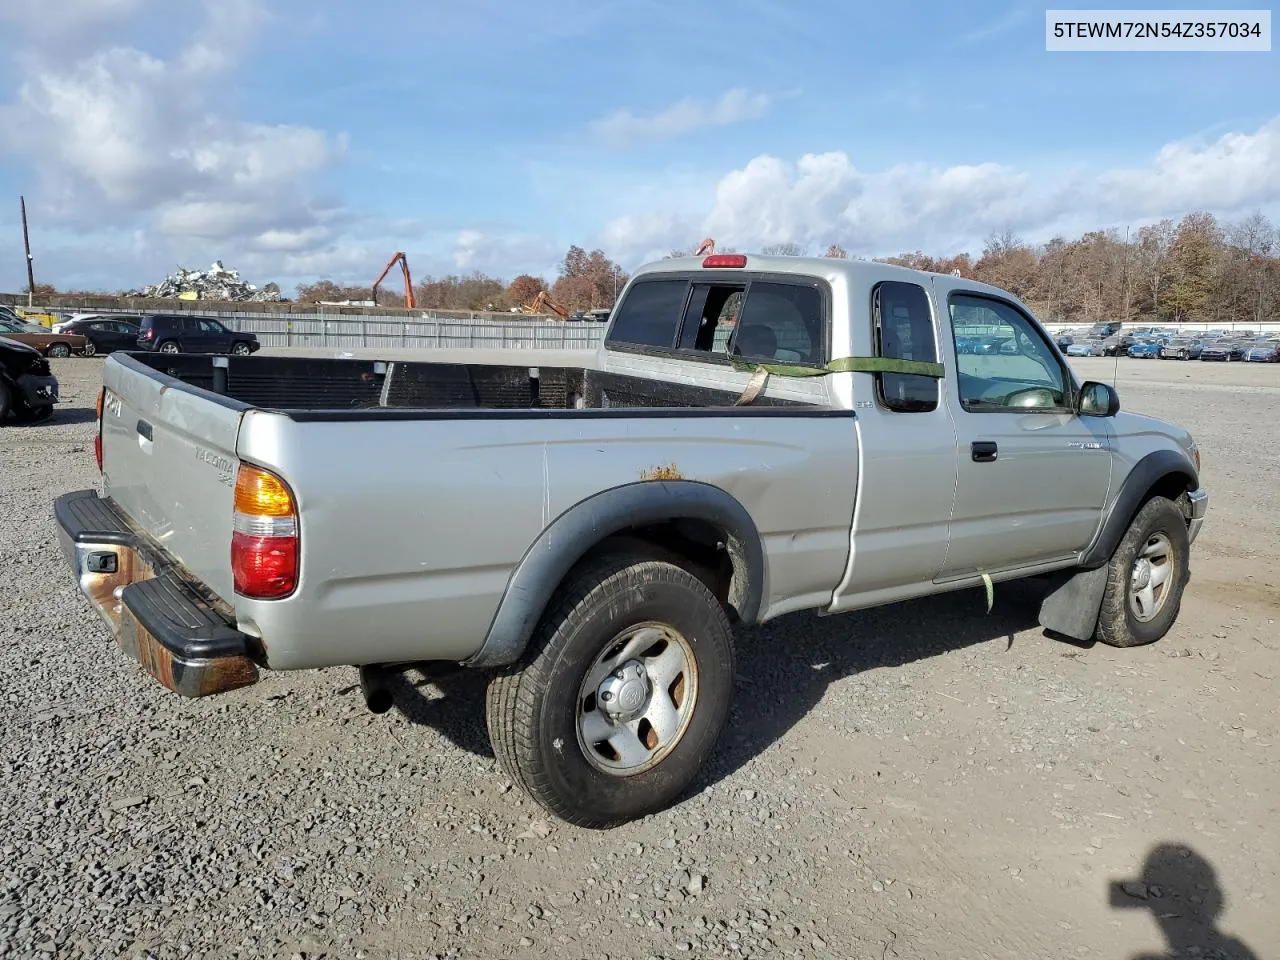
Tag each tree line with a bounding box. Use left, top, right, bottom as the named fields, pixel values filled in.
left=758, top=212, right=1278, bottom=326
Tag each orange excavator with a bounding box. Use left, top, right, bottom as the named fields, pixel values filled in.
left=372, top=252, right=415, bottom=308
left=693, top=237, right=716, bottom=256
left=521, top=289, right=571, bottom=321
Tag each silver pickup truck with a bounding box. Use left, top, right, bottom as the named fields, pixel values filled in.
left=55, top=253, right=1207, bottom=827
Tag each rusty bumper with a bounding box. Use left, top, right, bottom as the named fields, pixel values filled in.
left=54, top=489, right=260, bottom=698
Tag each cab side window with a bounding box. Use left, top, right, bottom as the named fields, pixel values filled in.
left=948, top=294, right=1070, bottom=412
left=872, top=281, right=938, bottom=412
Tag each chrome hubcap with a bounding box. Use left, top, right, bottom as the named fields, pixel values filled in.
left=1129, top=532, right=1175, bottom=623
left=576, top=623, right=698, bottom=776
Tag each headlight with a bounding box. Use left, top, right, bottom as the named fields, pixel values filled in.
left=1187, top=439, right=1201, bottom=473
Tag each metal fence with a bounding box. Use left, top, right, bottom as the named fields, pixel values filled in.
left=36, top=305, right=609, bottom=350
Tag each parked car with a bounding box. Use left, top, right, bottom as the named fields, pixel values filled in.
left=58, top=317, right=142, bottom=357
left=1243, top=339, right=1280, bottom=362
left=1, top=305, right=59, bottom=328
left=1066, top=339, right=1104, bottom=357
left=136, top=314, right=261, bottom=355
left=0, top=317, right=89, bottom=358
left=0, top=336, right=59, bottom=423
left=53, top=312, right=141, bottom=334
left=1160, top=337, right=1203, bottom=360
left=56, top=252, right=1208, bottom=827
left=1199, top=339, right=1244, bottom=362
left=1102, top=334, right=1137, bottom=356
left=1127, top=338, right=1165, bottom=359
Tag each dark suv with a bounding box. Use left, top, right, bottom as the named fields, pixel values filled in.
left=136, top=314, right=261, bottom=356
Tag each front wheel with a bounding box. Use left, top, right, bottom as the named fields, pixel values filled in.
left=47, top=343, right=72, bottom=359
left=486, top=550, right=735, bottom=828
left=230, top=341, right=253, bottom=356
left=1094, top=496, right=1190, bottom=648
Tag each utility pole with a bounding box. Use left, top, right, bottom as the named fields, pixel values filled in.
left=20, top=196, right=36, bottom=306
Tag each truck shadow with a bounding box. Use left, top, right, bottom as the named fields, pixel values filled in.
left=699, top=578, right=1050, bottom=789
left=386, top=667, right=495, bottom=760
left=382, top=579, right=1055, bottom=774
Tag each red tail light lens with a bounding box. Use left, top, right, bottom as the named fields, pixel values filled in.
left=231, top=532, right=298, bottom=598
left=231, top=464, right=299, bottom=599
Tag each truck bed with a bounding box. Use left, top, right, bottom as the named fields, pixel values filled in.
left=125, top=352, right=816, bottom=413
left=96, top=352, right=857, bottom=673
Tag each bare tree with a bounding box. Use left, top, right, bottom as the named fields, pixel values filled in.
left=761, top=242, right=807, bottom=256
left=824, top=243, right=848, bottom=259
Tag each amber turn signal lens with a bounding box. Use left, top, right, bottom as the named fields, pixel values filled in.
left=234, top=465, right=295, bottom=517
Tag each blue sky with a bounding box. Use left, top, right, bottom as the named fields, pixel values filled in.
left=0, top=0, right=1276, bottom=294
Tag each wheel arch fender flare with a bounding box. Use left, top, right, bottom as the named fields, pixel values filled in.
left=466, top=480, right=766, bottom=669
left=1079, top=449, right=1199, bottom=570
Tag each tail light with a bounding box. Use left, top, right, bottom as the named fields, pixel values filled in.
left=703, top=254, right=747, bottom=268
left=94, top=388, right=104, bottom=471
left=143, top=328, right=154, bottom=340
left=231, top=464, right=299, bottom=599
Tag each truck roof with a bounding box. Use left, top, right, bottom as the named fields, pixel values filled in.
left=631, top=252, right=1024, bottom=303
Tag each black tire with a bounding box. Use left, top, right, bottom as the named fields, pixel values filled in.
left=158, top=340, right=180, bottom=355
left=486, top=550, right=735, bottom=828
left=0, top=380, right=11, bottom=422
left=231, top=341, right=252, bottom=356
left=47, top=342, right=72, bottom=359
left=1094, top=496, right=1190, bottom=648
left=80, top=340, right=97, bottom=358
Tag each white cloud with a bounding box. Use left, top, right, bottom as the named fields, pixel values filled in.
left=0, top=0, right=348, bottom=286
left=597, top=117, right=1280, bottom=264
left=1097, top=119, right=1280, bottom=217
left=590, top=88, right=780, bottom=146
left=0, top=0, right=145, bottom=35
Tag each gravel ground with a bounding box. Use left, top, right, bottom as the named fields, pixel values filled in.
left=1, top=357, right=1276, bottom=960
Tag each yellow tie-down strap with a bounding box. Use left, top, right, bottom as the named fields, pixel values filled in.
left=731, top=356, right=945, bottom=405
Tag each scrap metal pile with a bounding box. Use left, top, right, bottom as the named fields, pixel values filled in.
left=126, top=261, right=284, bottom=302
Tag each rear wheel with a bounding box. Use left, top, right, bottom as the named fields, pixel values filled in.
left=0, top=381, right=11, bottom=421
left=1094, top=496, right=1190, bottom=648
left=158, top=340, right=180, bottom=354
left=80, top=340, right=97, bottom=358
left=486, top=549, right=735, bottom=828
left=47, top=343, right=72, bottom=359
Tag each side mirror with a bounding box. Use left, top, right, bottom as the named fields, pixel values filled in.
left=1077, top=381, right=1120, bottom=417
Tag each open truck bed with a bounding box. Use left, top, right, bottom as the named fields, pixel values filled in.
left=125, top=352, right=814, bottom=412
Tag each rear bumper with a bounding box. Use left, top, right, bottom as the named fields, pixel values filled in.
left=54, top=489, right=260, bottom=698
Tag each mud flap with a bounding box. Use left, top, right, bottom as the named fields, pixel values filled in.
left=1037, top=566, right=1109, bottom=642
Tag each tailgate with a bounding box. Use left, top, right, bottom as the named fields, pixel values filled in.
left=100, top=356, right=247, bottom=603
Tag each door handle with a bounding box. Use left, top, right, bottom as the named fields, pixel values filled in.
left=971, top=440, right=998, bottom=462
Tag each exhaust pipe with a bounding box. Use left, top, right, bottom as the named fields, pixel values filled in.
left=359, top=664, right=395, bottom=714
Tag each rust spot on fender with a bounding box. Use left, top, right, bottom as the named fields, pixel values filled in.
left=640, top=463, right=683, bottom=481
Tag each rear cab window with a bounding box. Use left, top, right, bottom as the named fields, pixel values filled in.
left=606, top=274, right=828, bottom=367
